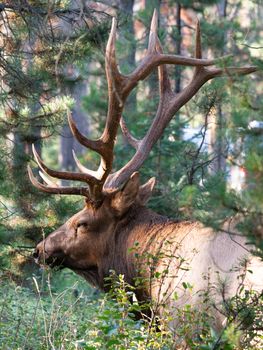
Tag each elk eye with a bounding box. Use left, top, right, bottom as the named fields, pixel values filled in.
left=76, top=222, right=88, bottom=229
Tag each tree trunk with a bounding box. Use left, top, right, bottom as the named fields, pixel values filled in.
left=118, top=0, right=136, bottom=114
left=209, top=0, right=228, bottom=174
left=118, top=0, right=136, bottom=147
left=58, top=0, right=90, bottom=172
left=60, top=78, right=89, bottom=172
left=175, top=2, right=182, bottom=94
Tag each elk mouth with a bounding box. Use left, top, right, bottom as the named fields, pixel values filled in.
left=45, top=256, right=66, bottom=269
left=33, top=249, right=65, bottom=269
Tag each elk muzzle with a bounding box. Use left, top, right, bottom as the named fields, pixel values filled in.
left=33, top=240, right=65, bottom=268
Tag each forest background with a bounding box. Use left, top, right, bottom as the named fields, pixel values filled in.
left=0, top=0, right=262, bottom=349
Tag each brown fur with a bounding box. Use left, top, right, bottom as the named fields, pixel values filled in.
left=34, top=176, right=263, bottom=328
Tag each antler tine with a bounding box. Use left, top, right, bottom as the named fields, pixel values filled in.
left=32, top=144, right=97, bottom=184
left=101, top=17, right=122, bottom=145
left=155, top=37, right=173, bottom=96
left=105, top=17, right=121, bottom=83
left=39, top=170, right=58, bottom=187
left=120, top=117, right=140, bottom=149
left=102, top=16, right=126, bottom=142
left=193, top=19, right=204, bottom=80
left=27, top=166, right=90, bottom=196
left=95, top=17, right=128, bottom=185
left=67, top=112, right=104, bottom=155
left=72, top=150, right=106, bottom=180
left=148, top=9, right=158, bottom=53
left=149, top=9, right=172, bottom=95
left=195, top=20, right=202, bottom=59
left=119, top=10, right=159, bottom=152
left=207, top=66, right=257, bottom=78
left=119, top=10, right=172, bottom=154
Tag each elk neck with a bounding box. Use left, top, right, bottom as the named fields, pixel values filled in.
left=73, top=204, right=171, bottom=292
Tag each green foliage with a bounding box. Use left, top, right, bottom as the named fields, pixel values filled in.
left=0, top=1, right=110, bottom=271
left=0, top=269, right=262, bottom=349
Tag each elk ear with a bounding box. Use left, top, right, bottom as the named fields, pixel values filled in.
left=111, top=172, right=140, bottom=216
left=137, top=177, right=156, bottom=205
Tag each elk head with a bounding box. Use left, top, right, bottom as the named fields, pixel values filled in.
left=32, top=171, right=155, bottom=279
left=29, top=11, right=256, bottom=281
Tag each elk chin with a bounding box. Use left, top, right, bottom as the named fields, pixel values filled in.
left=72, top=266, right=100, bottom=289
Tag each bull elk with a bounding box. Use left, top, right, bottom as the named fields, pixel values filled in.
left=29, top=11, right=262, bottom=330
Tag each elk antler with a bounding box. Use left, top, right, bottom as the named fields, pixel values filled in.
left=28, top=10, right=257, bottom=204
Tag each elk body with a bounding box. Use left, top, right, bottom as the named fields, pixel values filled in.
left=29, top=11, right=262, bottom=329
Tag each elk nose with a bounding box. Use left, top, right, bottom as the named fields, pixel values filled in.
left=33, top=249, right=39, bottom=259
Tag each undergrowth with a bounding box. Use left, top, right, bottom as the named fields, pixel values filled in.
left=0, top=268, right=262, bottom=350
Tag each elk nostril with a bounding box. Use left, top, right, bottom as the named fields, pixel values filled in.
left=33, top=249, right=39, bottom=259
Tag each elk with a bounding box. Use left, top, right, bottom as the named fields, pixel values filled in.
left=29, top=11, right=262, bottom=329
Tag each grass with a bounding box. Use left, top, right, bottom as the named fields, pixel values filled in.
left=0, top=270, right=97, bottom=350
